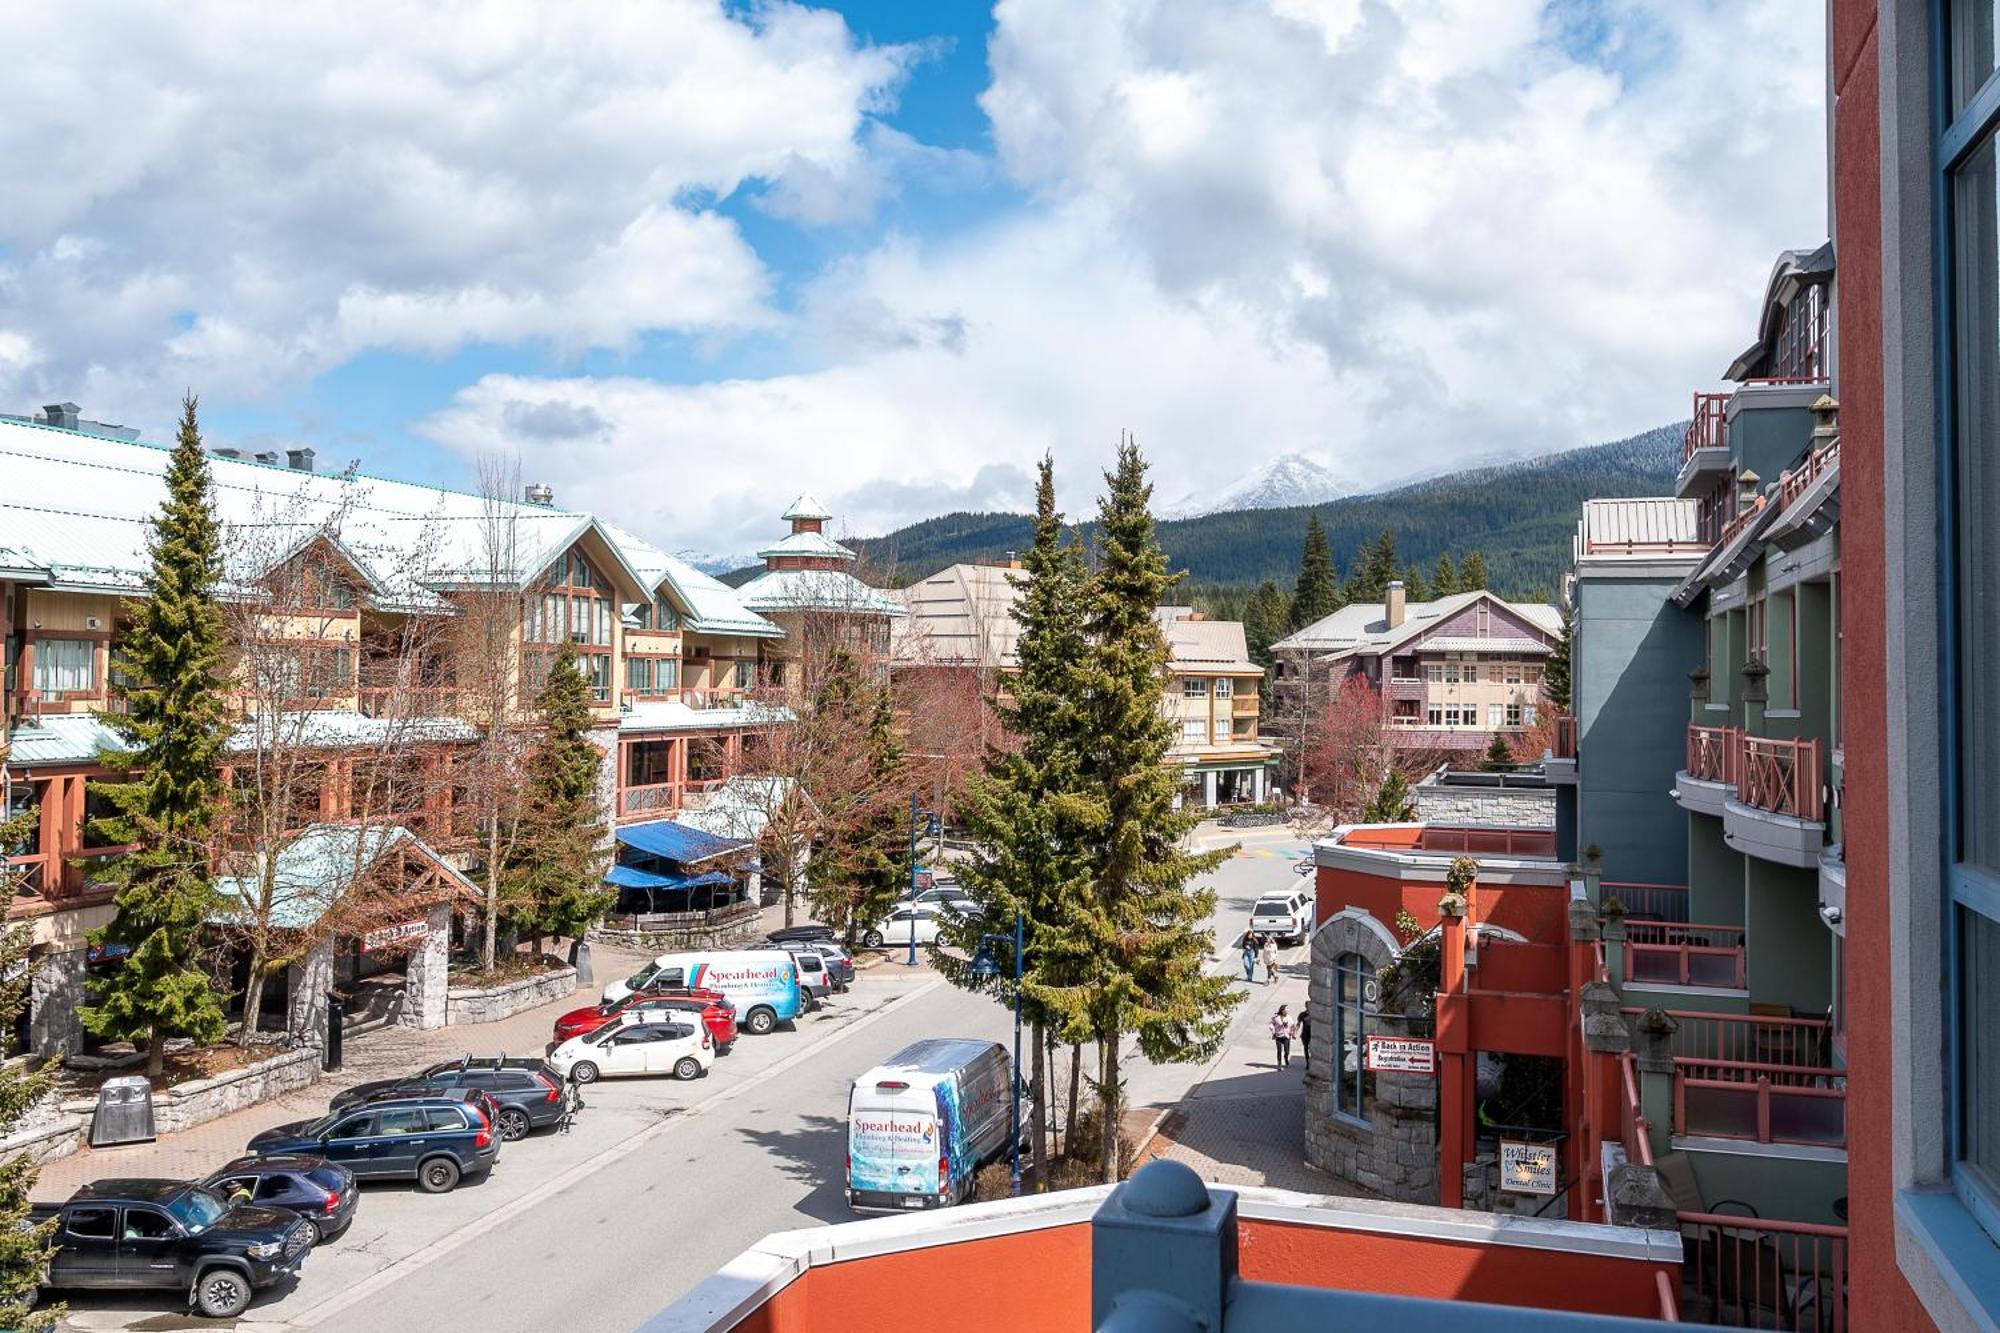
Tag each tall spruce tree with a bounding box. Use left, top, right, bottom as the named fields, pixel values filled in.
left=1241, top=580, right=1291, bottom=671
left=1062, top=438, right=1238, bottom=1182
left=1546, top=604, right=1574, bottom=713
left=1460, top=550, right=1490, bottom=590
left=1432, top=552, right=1459, bottom=597
left=1288, top=515, right=1338, bottom=630
left=1346, top=530, right=1399, bottom=602
left=84, top=395, right=231, bottom=1076
left=943, top=456, right=1099, bottom=1190
left=1398, top=564, right=1429, bottom=603
left=503, top=642, right=614, bottom=953
left=0, top=807, right=58, bottom=1329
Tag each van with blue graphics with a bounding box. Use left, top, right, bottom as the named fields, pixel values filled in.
left=846, top=1039, right=1015, bottom=1212
left=601, top=950, right=802, bottom=1036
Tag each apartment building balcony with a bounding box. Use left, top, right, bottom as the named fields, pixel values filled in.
left=356, top=686, right=462, bottom=719
left=1626, top=921, right=1746, bottom=990
left=1724, top=736, right=1825, bottom=869
left=1675, top=723, right=1740, bottom=816
left=1674, top=391, right=1733, bottom=499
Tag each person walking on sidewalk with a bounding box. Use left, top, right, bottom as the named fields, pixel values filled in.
left=1241, top=933, right=1260, bottom=983
left=1262, top=935, right=1280, bottom=984
left=1296, top=1006, right=1312, bottom=1072
left=1271, top=1005, right=1294, bottom=1068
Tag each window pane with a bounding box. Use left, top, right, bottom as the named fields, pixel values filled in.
left=1964, top=908, right=2000, bottom=1200
left=1956, top=135, right=2000, bottom=873
left=1955, top=1, right=2000, bottom=115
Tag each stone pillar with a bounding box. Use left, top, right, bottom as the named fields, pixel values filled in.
left=400, top=904, right=452, bottom=1030
left=30, top=949, right=86, bottom=1058
left=1633, top=1008, right=1679, bottom=1155
left=287, top=938, right=336, bottom=1047
left=1600, top=899, right=1627, bottom=990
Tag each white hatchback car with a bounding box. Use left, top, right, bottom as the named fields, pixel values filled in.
left=861, top=902, right=946, bottom=949
left=547, top=1015, right=714, bottom=1084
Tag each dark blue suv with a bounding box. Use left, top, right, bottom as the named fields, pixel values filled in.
left=202, top=1156, right=358, bottom=1245
left=244, top=1091, right=499, bottom=1194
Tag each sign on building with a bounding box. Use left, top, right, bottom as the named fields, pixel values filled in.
left=362, top=920, right=429, bottom=953
left=1499, top=1140, right=1558, bottom=1195
left=1363, top=1035, right=1436, bottom=1074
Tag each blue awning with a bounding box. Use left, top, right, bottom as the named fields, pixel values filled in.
left=614, top=818, right=750, bottom=866
left=605, top=864, right=734, bottom=892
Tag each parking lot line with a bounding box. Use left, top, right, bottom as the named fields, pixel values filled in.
left=285, top=976, right=944, bottom=1329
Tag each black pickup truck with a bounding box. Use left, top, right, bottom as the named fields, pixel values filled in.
left=28, top=1178, right=313, bottom=1317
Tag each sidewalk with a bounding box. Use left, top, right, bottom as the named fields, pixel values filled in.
left=33, top=944, right=653, bottom=1197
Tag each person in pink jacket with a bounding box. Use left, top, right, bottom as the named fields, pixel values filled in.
left=1271, top=1005, right=1294, bottom=1068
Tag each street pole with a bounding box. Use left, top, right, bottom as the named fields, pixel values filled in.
left=1010, top=910, right=1023, bottom=1197
left=906, top=792, right=920, bottom=967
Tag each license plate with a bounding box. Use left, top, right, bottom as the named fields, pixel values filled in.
left=901, top=1196, right=923, bottom=1208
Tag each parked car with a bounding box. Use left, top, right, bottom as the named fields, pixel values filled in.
left=791, top=947, right=831, bottom=1006
left=330, top=1056, right=573, bottom=1142
left=28, top=1178, right=313, bottom=1317
left=245, top=1091, right=500, bottom=1194
left=546, top=1014, right=714, bottom=1084
left=1249, top=887, right=1315, bottom=945
left=551, top=990, right=737, bottom=1052
left=847, top=1039, right=1019, bottom=1212
left=794, top=939, right=856, bottom=990
left=765, top=923, right=837, bottom=947
left=201, top=1155, right=357, bottom=1246
left=901, top=883, right=974, bottom=910
left=602, top=950, right=804, bottom=1035
left=862, top=901, right=950, bottom=949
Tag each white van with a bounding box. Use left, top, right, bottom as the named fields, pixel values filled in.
left=601, top=950, right=804, bottom=1035
left=846, top=1039, right=1016, bottom=1212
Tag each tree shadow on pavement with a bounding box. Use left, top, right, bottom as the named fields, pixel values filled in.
left=735, top=1113, right=852, bottom=1224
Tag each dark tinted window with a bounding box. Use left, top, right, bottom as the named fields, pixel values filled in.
left=378, top=1108, right=429, bottom=1136
left=495, top=1071, right=538, bottom=1090
left=456, top=1071, right=499, bottom=1089
left=256, top=1176, right=294, bottom=1201
left=66, top=1207, right=114, bottom=1239
left=122, top=1208, right=175, bottom=1240
left=329, top=1113, right=375, bottom=1139
left=424, top=1107, right=466, bottom=1132
left=307, top=1168, right=347, bottom=1191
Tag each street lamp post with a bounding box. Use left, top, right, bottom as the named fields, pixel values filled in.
left=971, top=913, right=1025, bottom=1196
left=906, top=793, right=938, bottom=967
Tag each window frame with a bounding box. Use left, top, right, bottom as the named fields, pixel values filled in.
left=1333, top=953, right=1373, bottom=1125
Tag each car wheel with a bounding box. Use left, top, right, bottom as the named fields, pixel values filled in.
left=498, top=1107, right=532, bottom=1142
left=297, top=1217, right=322, bottom=1248
left=570, top=1061, right=600, bottom=1084
left=194, top=1268, right=251, bottom=1318
left=674, top=1056, right=703, bottom=1080
left=417, top=1156, right=462, bottom=1194
left=745, top=1006, right=776, bottom=1036
left=862, top=929, right=884, bottom=948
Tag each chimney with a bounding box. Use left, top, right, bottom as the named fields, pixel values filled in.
left=253, top=450, right=280, bottom=467
left=525, top=482, right=555, bottom=507
left=1003, top=550, right=1021, bottom=569
left=1386, top=579, right=1406, bottom=629
left=41, top=403, right=80, bottom=430
left=286, top=447, right=316, bottom=472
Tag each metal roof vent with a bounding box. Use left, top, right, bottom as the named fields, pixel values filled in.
left=286, top=447, right=316, bottom=472
left=253, top=450, right=280, bottom=467
left=525, top=482, right=555, bottom=507
left=210, top=447, right=245, bottom=461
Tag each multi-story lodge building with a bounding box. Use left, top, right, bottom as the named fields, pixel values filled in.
left=893, top=563, right=1278, bottom=808
left=0, top=411, right=827, bottom=1052
left=1270, top=586, right=1561, bottom=755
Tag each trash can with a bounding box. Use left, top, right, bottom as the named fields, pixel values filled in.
left=89, top=1075, right=155, bottom=1147
left=324, top=991, right=344, bottom=1072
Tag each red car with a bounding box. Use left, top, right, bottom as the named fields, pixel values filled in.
left=550, top=989, right=738, bottom=1052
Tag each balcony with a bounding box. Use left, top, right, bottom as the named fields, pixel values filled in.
left=1678, top=1212, right=1847, bottom=1330
left=1604, top=881, right=1689, bottom=923
left=1724, top=736, right=1826, bottom=868
left=1673, top=1058, right=1846, bottom=1148
left=1676, top=724, right=1739, bottom=816
left=1626, top=921, right=1746, bottom=990
left=1675, top=391, right=1733, bottom=500
left=356, top=686, right=462, bottom=719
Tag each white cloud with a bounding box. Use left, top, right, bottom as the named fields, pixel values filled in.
left=424, top=0, right=1828, bottom=557
left=0, top=0, right=914, bottom=421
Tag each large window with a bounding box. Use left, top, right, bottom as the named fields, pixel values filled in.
left=1183, top=678, right=1208, bottom=698
left=1945, top=15, right=2000, bottom=1242
left=1334, top=953, right=1373, bottom=1122
left=1182, top=719, right=1205, bottom=744
left=32, top=638, right=96, bottom=695
left=626, top=657, right=679, bottom=694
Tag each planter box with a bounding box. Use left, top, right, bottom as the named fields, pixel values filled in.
left=446, top=966, right=577, bottom=1026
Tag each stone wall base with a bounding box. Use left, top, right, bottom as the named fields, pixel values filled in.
left=59, top=1046, right=324, bottom=1143
left=446, top=966, right=577, bottom=1025
left=588, top=920, right=760, bottom=953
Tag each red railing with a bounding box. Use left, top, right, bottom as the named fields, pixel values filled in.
left=1627, top=922, right=1746, bottom=989
left=1739, top=736, right=1824, bottom=821
left=1679, top=1212, right=1847, bottom=1331
left=1623, top=1008, right=1832, bottom=1068
left=1619, top=1051, right=1656, bottom=1168
left=1554, top=715, right=1577, bottom=759
left=1718, top=494, right=1769, bottom=550
left=1604, top=881, right=1689, bottom=923
left=617, top=782, right=680, bottom=818
left=1684, top=392, right=1731, bottom=463
left=1777, top=439, right=1840, bottom=513
left=1674, top=1058, right=1846, bottom=1146
left=1412, top=826, right=1557, bottom=856
left=1686, top=724, right=1741, bottom=784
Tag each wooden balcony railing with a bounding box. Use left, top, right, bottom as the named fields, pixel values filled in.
left=617, top=782, right=681, bottom=818
left=1687, top=723, right=1741, bottom=784
left=1718, top=494, right=1769, bottom=550
left=1678, top=1211, right=1847, bottom=1331
left=1620, top=1051, right=1656, bottom=1170
left=1622, top=1007, right=1833, bottom=1069
left=1684, top=391, right=1731, bottom=462
left=1673, top=1057, right=1846, bottom=1147
left=1739, top=736, right=1824, bottom=821
left=1627, top=921, right=1747, bottom=989
left=357, top=686, right=463, bottom=719
left=1777, top=438, right=1840, bottom=512
left=1554, top=714, right=1577, bottom=759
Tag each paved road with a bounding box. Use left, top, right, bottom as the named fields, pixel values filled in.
left=52, top=823, right=1312, bottom=1333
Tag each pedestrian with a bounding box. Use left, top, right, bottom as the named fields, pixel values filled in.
left=1262, top=934, right=1280, bottom=984
left=1241, top=933, right=1259, bottom=983
left=1296, top=1006, right=1312, bottom=1071
left=1271, top=1004, right=1293, bottom=1068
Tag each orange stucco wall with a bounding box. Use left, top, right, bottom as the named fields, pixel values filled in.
left=1315, top=865, right=1568, bottom=945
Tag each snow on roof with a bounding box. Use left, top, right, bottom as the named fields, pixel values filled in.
left=601, top=523, right=782, bottom=639
left=619, top=699, right=795, bottom=735
left=4, top=709, right=475, bottom=767
left=1271, top=590, right=1560, bottom=657
left=781, top=493, right=833, bottom=522
left=754, top=529, right=856, bottom=562
left=213, top=824, right=477, bottom=930
left=736, top=567, right=907, bottom=617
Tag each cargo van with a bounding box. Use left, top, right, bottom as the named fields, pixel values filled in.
left=846, top=1039, right=1016, bottom=1212
left=602, top=950, right=803, bottom=1035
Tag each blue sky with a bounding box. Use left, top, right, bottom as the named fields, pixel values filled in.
left=0, top=1, right=1828, bottom=560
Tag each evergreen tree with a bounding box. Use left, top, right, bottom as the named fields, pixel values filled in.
left=0, top=807, right=59, bottom=1330
left=1398, top=564, right=1430, bottom=603
left=1460, top=550, right=1490, bottom=590
left=943, top=456, right=1099, bottom=1189
left=1432, top=552, right=1459, bottom=597
left=1061, top=439, right=1238, bottom=1182
left=1346, top=530, right=1399, bottom=602
left=1482, top=733, right=1515, bottom=771
left=1288, top=515, right=1338, bottom=630
left=1545, top=604, right=1574, bottom=713
left=1242, top=580, right=1291, bottom=671
left=1363, top=769, right=1416, bottom=822
left=504, top=642, right=614, bottom=951
left=84, top=395, right=231, bottom=1077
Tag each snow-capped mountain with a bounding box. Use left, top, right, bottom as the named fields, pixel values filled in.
left=1165, top=452, right=1355, bottom=519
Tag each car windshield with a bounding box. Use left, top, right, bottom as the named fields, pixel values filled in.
left=166, top=1187, right=229, bottom=1233
left=626, top=963, right=659, bottom=990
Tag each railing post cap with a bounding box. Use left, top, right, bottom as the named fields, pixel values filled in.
left=1121, top=1160, right=1210, bottom=1219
